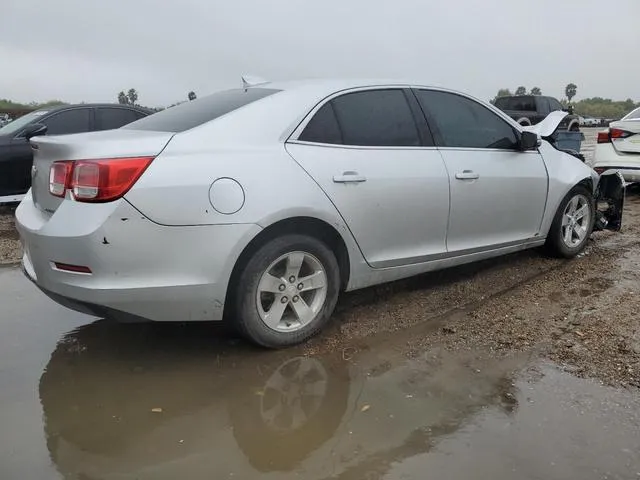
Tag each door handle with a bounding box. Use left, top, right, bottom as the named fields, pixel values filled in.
left=455, top=170, right=480, bottom=180
left=333, top=171, right=367, bottom=183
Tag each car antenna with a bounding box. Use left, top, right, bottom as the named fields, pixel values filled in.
left=241, top=75, right=268, bottom=90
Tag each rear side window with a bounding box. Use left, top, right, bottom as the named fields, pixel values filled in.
left=494, top=96, right=536, bottom=112
left=416, top=90, right=518, bottom=150
left=124, top=88, right=281, bottom=133
left=95, top=108, right=140, bottom=131
left=330, top=90, right=420, bottom=147
left=42, top=108, right=91, bottom=135
left=299, top=102, right=342, bottom=144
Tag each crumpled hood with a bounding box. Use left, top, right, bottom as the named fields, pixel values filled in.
left=522, top=111, right=568, bottom=138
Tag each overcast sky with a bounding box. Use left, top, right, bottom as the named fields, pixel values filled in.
left=2, top=0, right=638, bottom=107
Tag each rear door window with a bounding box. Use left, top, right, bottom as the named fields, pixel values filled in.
left=329, top=89, right=420, bottom=147
left=95, top=108, right=140, bottom=131
left=124, top=88, right=281, bottom=132
left=41, top=108, right=91, bottom=135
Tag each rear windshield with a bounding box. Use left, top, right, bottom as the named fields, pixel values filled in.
left=494, top=96, right=536, bottom=112
left=623, top=107, right=640, bottom=120
left=123, top=88, right=281, bottom=133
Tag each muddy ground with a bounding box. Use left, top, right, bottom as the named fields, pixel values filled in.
left=3, top=129, right=640, bottom=478
left=0, top=205, right=19, bottom=265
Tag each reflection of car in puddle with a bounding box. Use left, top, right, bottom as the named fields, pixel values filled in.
left=40, top=320, right=521, bottom=479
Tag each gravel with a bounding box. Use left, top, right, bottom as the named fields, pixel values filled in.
left=0, top=206, right=20, bottom=265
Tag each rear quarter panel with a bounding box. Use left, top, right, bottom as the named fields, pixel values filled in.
left=124, top=139, right=370, bottom=290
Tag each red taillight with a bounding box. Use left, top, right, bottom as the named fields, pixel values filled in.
left=49, top=157, right=154, bottom=202
left=597, top=130, right=610, bottom=144
left=49, top=161, right=73, bottom=198
left=609, top=128, right=633, bottom=140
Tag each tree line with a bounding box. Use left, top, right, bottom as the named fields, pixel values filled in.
left=491, top=83, right=637, bottom=119
left=3, top=85, right=637, bottom=121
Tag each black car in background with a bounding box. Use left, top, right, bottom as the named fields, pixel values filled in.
left=494, top=95, right=580, bottom=132
left=0, top=104, right=151, bottom=203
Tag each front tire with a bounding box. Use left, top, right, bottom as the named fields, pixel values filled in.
left=545, top=185, right=594, bottom=258
left=234, top=234, right=340, bottom=348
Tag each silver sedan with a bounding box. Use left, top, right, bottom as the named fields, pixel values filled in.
left=16, top=78, right=624, bottom=347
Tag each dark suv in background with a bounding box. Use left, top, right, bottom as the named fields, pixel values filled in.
left=494, top=95, right=580, bottom=132
left=0, top=103, right=151, bottom=203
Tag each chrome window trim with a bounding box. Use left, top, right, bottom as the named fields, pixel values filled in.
left=287, top=84, right=527, bottom=150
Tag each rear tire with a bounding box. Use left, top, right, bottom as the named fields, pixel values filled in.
left=233, top=234, right=340, bottom=348
left=545, top=185, right=594, bottom=258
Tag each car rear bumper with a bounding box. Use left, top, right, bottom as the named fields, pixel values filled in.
left=16, top=193, right=261, bottom=322
left=591, top=144, right=640, bottom=182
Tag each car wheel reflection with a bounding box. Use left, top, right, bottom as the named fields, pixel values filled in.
left=230, top=355, right=349, bottom=472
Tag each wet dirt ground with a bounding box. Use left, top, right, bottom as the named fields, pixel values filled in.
left=2, top=128, right=640, bottom=479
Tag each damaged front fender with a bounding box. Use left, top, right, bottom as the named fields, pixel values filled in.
left=593, top=170, right=625, bottom=232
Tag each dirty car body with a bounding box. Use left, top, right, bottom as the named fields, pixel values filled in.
left=15, top=79, right=625, bottom=347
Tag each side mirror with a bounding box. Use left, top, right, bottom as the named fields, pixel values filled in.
left=23, top=123, right=47, bottom=140
left=519, top=131, right=540, bottom=151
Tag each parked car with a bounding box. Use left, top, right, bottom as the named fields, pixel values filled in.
left=590, top=107, right=640, bottom=182
left=0, top=113, right=11, bottom=127
left=582, top=117, right=601, bottom=127
left=0, top=103, right=151, bottom=203
left=493, top=95, right=580, bottom=131
left=16, top=79, right=624, bottom=348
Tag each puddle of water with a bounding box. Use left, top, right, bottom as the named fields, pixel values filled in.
left=31, top=320, right=640, bottom=480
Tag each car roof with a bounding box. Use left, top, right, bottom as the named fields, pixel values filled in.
left=256, top=78, right=441, bottom=97
left=36, top=103, right=151, bottom=114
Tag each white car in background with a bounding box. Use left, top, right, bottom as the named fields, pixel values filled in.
left=591, top=107, right=640, bottom=182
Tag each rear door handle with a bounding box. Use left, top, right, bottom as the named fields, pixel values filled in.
left=455, top=170, right=480, bottom=180
left=333, top=171, right=367, bottom=183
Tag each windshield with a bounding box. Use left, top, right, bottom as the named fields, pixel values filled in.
left=622, top=107, right=640, bottom=121
left=494, top=96, right=536, bottom=112
left=123, top=88, right=281, bottom=133
left=0, top=110, right=49, bottom=135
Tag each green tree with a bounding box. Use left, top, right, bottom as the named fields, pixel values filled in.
left=530, top=87, right=542, bottom=95
left=188, top=91, right=197, bottom=101
left=565, top=83, right=577, bottom=103
left=515, top=86, right=526, bottom=96
left=117, top=91, right=129, bottom=104
left=127, top=88, right=138, bottom=106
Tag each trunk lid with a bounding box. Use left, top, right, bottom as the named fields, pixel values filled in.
left=30, top=129, right=174, bottom=214
left=609, top=119, right=640, bottom=155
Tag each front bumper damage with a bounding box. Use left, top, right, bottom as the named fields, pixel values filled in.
left=594, top=170, right=625, bottom=232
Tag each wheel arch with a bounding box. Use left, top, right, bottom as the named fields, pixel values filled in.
left=224, top=216, right=353, bottom=318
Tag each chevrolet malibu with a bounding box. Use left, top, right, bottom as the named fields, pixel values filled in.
left=16, top=78, right=625, bottom=348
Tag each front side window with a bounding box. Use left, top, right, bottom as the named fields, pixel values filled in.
left=548, top=98, right=564, bottom=112
left=330, top=89, right=420, bottom=147
left=416, top=90, right=519, bottom=150
left=42, top=109, right=91, bottom=135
